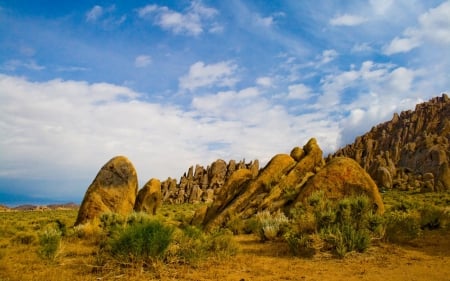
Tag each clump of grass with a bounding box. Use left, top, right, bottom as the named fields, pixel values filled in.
left=11, top=231, right=37, bottom=245
left=168, top=226, right=239, bottom=265
left=253, top=210, right=289, bottom=241
left=38, top=227, right=62, bottom=261
left=108, top=220, right=174, bottom=266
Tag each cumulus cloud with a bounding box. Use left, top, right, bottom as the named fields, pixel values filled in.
left=179, top=61, right=238, bottom=91
left=330, top=14, right=367, bottom=26
left=384, top=1, right=450, bottom=54
left=0, top=74, right=344, bottom=200
left=134, top=55, right=152, bottom=68
left=137, top=1, right=220, bottom=36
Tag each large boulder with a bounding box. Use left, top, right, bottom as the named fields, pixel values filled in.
left=134, top=178, right=162, bottom=215
left=75, top=156, right=138, bottom=225
left=296, top=157, right=384, bottom=213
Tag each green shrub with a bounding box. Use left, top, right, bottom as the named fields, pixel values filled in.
left=419, top=205, right=446, bottom=230
left=206, top=229, right=239, bottom=258
left=284, top=231, right=315, bottom=257
left=109, top=220, right=173, bottom=265
left=38, top=228, right=62, bottom=260
left=226, top=215, right=246, bottom=234
left=172, top=226, right=208, bottom=264
left=384, top=210, right=421, bottom=243
left=287, top=192, right=376, bottom=257
left=175, top=226, right=239, bottom=263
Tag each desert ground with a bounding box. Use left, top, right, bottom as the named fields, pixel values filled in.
left=1, top=190, right=449, bottom=281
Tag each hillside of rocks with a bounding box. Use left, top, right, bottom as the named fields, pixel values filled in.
left=194, top=138, right=384, bottom=231
left=333, top=94, right=450, bottom=192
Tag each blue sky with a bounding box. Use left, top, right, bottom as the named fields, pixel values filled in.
left=0, top=0, right=449, bottom=205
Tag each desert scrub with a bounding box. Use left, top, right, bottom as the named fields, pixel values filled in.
left=384, top=210, right=421, bottom=243
left=38, top=227, right=62, bottom=260
left=108, top=220, right=174, bottom=265
left=287, top=192, right=381, bottom=257
left=168, top=226, right=239, bottom=265
left=253, top=210, right=289, bottom=241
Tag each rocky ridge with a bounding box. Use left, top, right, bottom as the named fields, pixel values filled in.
left=160, top=159, right=259, bottom=204
left=333, top=94, right=450, bottom=192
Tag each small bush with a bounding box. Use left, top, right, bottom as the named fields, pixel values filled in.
left=226, top=215, right=246, bottom=234
left=253, top=210, right=289, bottom=241
left=109, top=220, right=173, bottom=265
left=419, top=205, right=446, bottom=230
left=206, top=229, right=239, bottom=258
left=287, top=192, right=377, bottom=257
left=38, top=228, right=62, bottom=260
left=284, top=231, right=315, bottom=257
left=171, top=226, right=208, bottom=264
left=384, top=210, right=421, bottom=243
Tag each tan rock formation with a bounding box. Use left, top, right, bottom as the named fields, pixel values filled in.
left=134, top=178, right=162, bottom=215
left=75, top=156, right=138, bottom=226
left=334, top=94, right=450, bottom=192
left=296, top=157, right=384, bottom=213
left=197, top=138, right=383, bottom=231
left=161, top=159, right=259, bottom=204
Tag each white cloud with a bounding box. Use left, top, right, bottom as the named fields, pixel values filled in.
left=384, top=36, right=421, bottom=55
left=351, top=43, right=373, bottom=53
left=1, top=59, right=45, bottom=71
left=256, top=77, right=273, bottom=87
left=137, top=1, right=219, bottom=36
left=0, top=75, right=342, bottom=200
left=330, top=14, right=367, bottom=26
left=287, top=84, right=313, bottom=100
left=319, top=49, right=338, bottom=64
left=134, top=55, right=152, bottom=68
left=370, top=0, right=394, bottom=15
left=86, top=5, right=103, bottom=22
left=179, top=61, right=238, bottom=91
left=384, top=1, right=450, bottom=54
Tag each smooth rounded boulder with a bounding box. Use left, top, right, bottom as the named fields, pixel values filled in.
left=134, top=178, right=162, bottom=215
left=75, top=156, right=138, bottom=225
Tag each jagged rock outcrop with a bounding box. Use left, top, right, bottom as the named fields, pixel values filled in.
left=333, top=94, right=450, bottom=192
left=197, top=139, right=384, bottom=231
left=134, top=178, right=162, bottom=215
left=75, top=156, right=138, bottom=226
left=161, top=159, right=259, bottom=204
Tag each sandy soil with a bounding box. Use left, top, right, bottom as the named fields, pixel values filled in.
left=168, top=231, right=450, bottom=281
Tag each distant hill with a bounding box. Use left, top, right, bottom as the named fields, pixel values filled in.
left=0, top=202, right=79, bottom=212
left=333, top=94, right=450, bottom=192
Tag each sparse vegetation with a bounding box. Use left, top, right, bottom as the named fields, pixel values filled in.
left=0, top=191, right=449, bottom=280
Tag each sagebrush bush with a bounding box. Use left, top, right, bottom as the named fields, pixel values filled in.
left=253, top=210, right=289, bottom=241
left=384, top=210, right=421, bottom=243
left=38, top=228, right=62, bottom=260
left=287, top=192, right=376, bottom=257
left=169, top=226, right=239, bottom=264
left=109, top=220, right=173, bottom=265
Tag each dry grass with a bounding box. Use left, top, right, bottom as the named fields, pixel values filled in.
left=1, top=194, right=450, bottom=281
